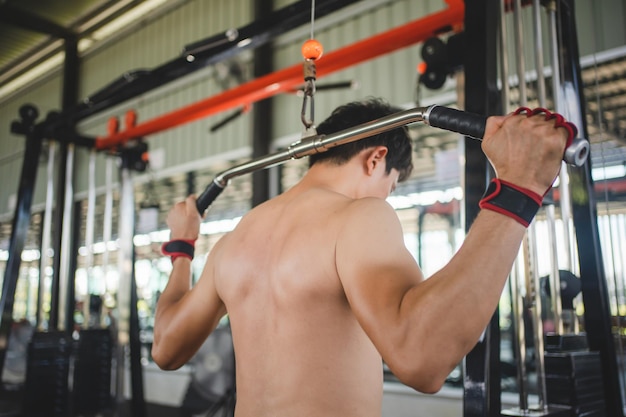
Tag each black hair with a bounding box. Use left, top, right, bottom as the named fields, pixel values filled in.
left=309, top=98, right=413, bottom=182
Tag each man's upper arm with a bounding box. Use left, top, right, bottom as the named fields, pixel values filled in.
left=335, top=198, right=424, bottom=358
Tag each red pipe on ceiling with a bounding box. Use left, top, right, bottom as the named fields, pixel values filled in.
left=96, top=0, right=464, bottom=150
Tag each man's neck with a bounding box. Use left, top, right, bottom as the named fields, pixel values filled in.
left=299, top=162, right=364, bottom=199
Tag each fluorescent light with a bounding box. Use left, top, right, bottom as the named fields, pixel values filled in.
left=200, top=217, right=242, bottom=235
left=387, top=187, right=463, bottom=209
left=592, top=164, right=626, bottom=181
left=237, top=38, right=252, bottom=48
left=0, top=249, right=41, bottom=262
left=21, top=249, right=41, bottom=262
left=76, top=0, right=135, bottom=32
left=89, top=0, right=169, bottom=41
left=133, top=234, right=152, bottom=247
left=0, top=53, right=65, bottom=99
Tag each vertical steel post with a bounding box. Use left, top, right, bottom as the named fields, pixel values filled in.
left=545, top=9, right=569, bottom=401
left=527, top=224, right=549, bottom=411
left=115, top=147, right=146, bottom=417
left=462, top=0, right=502, bottom=416
left=556, top=1, right=624, bottom=414
left=511, top=1, right=536, bottom=410
left=528, top=1, right=549, bottom=409
left=66, top=199, right=81, bottom=333
left=547, top=1, right=575, bottom=274
left=102, top=158, right=114, bottom=305
left=115, top=162, right=133, bottom=414
left=510, top=260, right=529, bottom=410
left=0, top=119, right=44, bottom=379
left=129, top=247, right=146, bottom=417
left=83, top=150, right=97, bottom=326
left=49, top=35, right=80, bottom=331
left=512, top=0, right=527, bottom=105
left=251, top=0, right=275, bottom=208
left=49, top=145, right=68, bottom=330
left=57, top=144, right=75, bottom=332
left=37, top=141, right=56, bottom=330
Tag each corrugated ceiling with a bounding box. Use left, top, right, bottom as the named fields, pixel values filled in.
left=0, top=0, right=144, bottom=83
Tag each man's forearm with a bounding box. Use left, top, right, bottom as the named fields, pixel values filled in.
left=162, top=258, right=193, bottom=295
left=395, top=209, right=526, bottom=391
left=152, top=258, right=193, bottom=366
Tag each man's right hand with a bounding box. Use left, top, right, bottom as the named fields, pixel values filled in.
left=481, top=110, right=571, bottom=196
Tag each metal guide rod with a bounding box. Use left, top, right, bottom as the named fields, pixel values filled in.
left=528, top=1, right=549, bottom=412
left=502, top=10, right=531, bottom=408
left=511, top=257, right=529, bottom=411
left=513, top=0, right=528, bottom=106
left=532, top=0, right=547, bottom=105
left=38, top=141, right=56, bottom=330
left=57, top=143, right=75, bottom=331
left=498, top=0, right=510, bottom=112
left=545, top=204, right=565, bottom=334
left=116, top=164, right=135, bottom=410
left=197, top=104, right=590, bottom=214
left=83, top=149, right=96, bottom=326
left=547, top=0, right=575, bottom=273
left=103, top=157, right=114, bottom=297
left=527, top=223, right=549, bottom=411
left=534, top=0, right=564, bottom=336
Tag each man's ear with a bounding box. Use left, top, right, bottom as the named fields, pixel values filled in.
left=364, top=146, right=389, bottom=175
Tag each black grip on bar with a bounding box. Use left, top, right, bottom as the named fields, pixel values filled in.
left=196, top=181, right=225, bottom=214
left=427, top=106, right=487, bottom=139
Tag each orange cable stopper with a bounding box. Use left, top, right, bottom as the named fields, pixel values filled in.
left=301, top=39, right=323, bottom=61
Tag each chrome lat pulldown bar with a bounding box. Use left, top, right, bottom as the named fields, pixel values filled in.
left=196, top=105, right=591, bottom=215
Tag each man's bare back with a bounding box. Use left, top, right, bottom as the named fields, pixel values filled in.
left=151, top=99, right=571, bottom=417
left=212, top=185, right=385, bottom=417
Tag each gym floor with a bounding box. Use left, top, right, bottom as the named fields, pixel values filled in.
left=0, top=385, right=182, bottom=417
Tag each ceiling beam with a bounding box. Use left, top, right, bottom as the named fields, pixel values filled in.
left=0, top=4, right=74, bottom=39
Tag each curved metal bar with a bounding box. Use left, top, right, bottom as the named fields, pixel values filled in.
left=216, top=107, right=428, bottom=186
left=197, top=107, right=428, bottom=214
left=197, top=104, right=590, bottom=214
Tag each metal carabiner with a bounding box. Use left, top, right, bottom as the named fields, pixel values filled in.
left=300, top=59, right=317, bottom=136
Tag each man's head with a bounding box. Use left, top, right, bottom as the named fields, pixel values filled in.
left=309, top=98, right=414, bottom=182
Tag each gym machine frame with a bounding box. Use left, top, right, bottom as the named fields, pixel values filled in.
left=463, top=0, right=625, bottom=416
left=2, top=0, right=616, bottom=416
left=557, top=1, right=624, bottom=415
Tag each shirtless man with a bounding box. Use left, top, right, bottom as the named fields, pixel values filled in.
left=152, top=98, right=571, bottom=417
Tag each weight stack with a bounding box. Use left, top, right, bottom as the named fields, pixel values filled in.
left=22, top=331, right=72, bottom=417
left=544, top=350, right=607, bottom=416
left=72, top=328, right=113, bottom=416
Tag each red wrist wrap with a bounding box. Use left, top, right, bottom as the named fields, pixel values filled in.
left=162, top=239, right=196, bottom=262
left=479, top=179, right=543, bottom=227
left=513, top=107, right=578, bottom=149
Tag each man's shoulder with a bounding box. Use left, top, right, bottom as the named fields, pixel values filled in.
left=337, top=197, right=399, bottom=232
left=346, top=196, right=396, bottom=215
